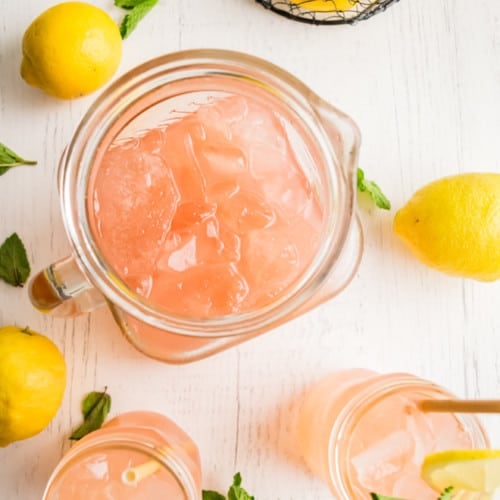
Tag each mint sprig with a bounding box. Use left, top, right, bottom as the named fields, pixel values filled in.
left=371, top=486, right=454, bottom=500
left=115, top=0, right=159, bottom=39
left=0, top=142, right=36, bottom=177
left=202, top=492, right=225, bottom=500
left=437, top=486, right=454, bottom=500
left=203, top=473, right=254, bottom=500
left=0, top=233, right=31, bottom=287
left=357, top=167, right=391, bottom=210
left=70, top=389, right=111, bottom=440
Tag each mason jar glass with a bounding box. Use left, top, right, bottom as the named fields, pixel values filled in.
left=43, top=411, right=201, bottom=500
left=297, top=370, right=490, bottom=498
left=29, top=49, right=363, bottom=363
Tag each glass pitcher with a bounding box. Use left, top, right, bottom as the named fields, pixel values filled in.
left=29, top=49, right=363, bottom=364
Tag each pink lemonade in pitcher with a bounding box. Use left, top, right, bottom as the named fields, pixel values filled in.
left=43, top=411, right=201, bottom=499
left=297, top=370, right=489, bottom=499
left=88, top=92, right=323, bottom=317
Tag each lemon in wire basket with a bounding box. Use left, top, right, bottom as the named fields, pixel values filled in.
left=255, top=0, right=400, bottom=24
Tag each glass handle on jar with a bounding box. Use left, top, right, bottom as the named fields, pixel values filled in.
left=29, top=256, right=106, bottom=317
left=308, top=99, right=364, bottom=304
left=315, top=98, right=361, bottom=183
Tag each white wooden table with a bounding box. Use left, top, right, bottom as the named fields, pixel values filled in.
left=1, top=1, right=500, bottom=498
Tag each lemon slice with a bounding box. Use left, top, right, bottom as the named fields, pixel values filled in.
left=421, top=449, right=500, bottom=493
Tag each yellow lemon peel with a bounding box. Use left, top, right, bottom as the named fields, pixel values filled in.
left=394, top=173, right=500, bottom=281
left=0, top=325, right=66, bottom=446
left=21, top=2, right=122, bottom=99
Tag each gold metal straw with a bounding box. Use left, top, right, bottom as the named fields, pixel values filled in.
left=122, top=459, right=162, bottom=485
left=418, top=399, right=500, bottom=414
left=121, top=446, right=169, bottom=486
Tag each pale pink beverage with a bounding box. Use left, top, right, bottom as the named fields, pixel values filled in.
left=88, top=91, right=322, bottom=318
left=297, top=370, right=489, bottom=498
left=43, top=411, right=201, bottom=499
left=30, top=51, right=362, bottom=363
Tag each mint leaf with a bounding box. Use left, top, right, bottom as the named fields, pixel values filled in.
left=116, top=0, right=159, bottom=39
left=0, top=233, right=31, bottom=287
left=202, top=492, right=226, bottom=500
left=81, top=391, right=107, bottom=417
left=70, top=389, right=111, bottom=440
left=438, top=486, right=454, bottom=500
left=370, top=494, right=407, bottom=500
left=370, top=488, right=454, bottom=500
left=202, top=473, right=254, bottom=500
left=228, top=473, right=254, bottom=500
left=0, top=142, right=37, bottom=177
left=115, top=0, right=146, bottom=8
left=357, top=167, right=391, bottom=210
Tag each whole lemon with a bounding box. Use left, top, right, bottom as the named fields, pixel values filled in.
left=393, top=173, right=500, bottom=281
left=0, top=326, right=66, bottom=446
left=289, top=0, right=360, bottom=12
left=21, top=2, right=122, bottom=99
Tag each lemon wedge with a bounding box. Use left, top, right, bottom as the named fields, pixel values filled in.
left=421, top=449, right=500, bottom=493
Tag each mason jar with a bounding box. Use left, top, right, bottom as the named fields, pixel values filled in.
left=29, top=49, right=363, bottom=363
left=43, top=411, right=201, bottom=499
left=297, top=369, right=490, bottom=498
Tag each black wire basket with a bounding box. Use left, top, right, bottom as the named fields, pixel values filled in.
left=256, top=0, right=400, bottom=25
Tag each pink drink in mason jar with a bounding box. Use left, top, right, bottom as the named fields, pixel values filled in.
left=297, top=369, right=490, bottom=498
left=43, top=411, right=201, bottom=499
left=29, top=51, right=362, bottom=362
left=89, top=92, right=322, bottom=317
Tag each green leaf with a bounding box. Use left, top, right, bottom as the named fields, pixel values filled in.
left=114, top=0, right=146, bottom=9
left=357, top=167, right=391, bottom=210
left=0, top=142, right=37, bottom=177
left=0, top=233, right=31, bottom=287
left=370, top=494, right=407, bottom=500
left=227, top=473, right=254, bottom=500
left=202, top=491, right=226, bottom=500
left=116, top=0, right=159, bottom=39
left=70, top=389, right=111, bottom=440
left=370, top=488, right=454, bottom=500
left=202, top=473, right=254, bottom=500
left=437, top=486, right=454, bottom=500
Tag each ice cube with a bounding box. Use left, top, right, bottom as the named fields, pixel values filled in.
left=429, top=412, right=474, bottom=450
left=248, top=142, right=290, bottom=181
left=218, top=95, right=249, bottom=123
left=85, top=457, right=109, bottom=480
left=198, top=143, right=248, bottom=179
left=93, top=145, right=180, bottom=280
left=351, top=430, right=414, bottom=490
left=239, top=223, right=300, bottom=305
left=217, top=189, right=277, bottom=233
left=166, top=236, right=197, bottom=272
left=158, top=122, right=208, bottom=201
left=404, top=401, right=436, bottom=466
left=139, top=127, right=166, bottom=156
left=170, top=202, right=217, bottom=230
left=149, top=262, right=249, bottom=316
left=391, top=465, right=437, bottom=499
left=196, top=102, right=232, bottom=142
left=156, top=213, right=241, bottom=274
left=231, top=97, right=287, bottom=151
left=247, top=137, right=315, bottom=218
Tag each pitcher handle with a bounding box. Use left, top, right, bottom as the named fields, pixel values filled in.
left=29, top=256, right=106, bottom=317
left=314, top=98, right=361, bottom=183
